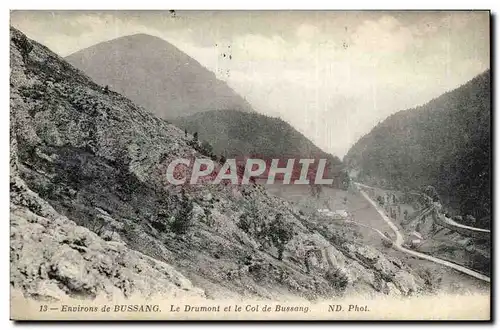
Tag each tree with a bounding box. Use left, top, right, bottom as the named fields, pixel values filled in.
left=13, top=33, right=33, bottom=57
left=423, top=185, right=440, bottom=202
left=237, top=212, right=252, bottom=233
left=201, top=141, right=214, bottom=156
left=103, top=85, right=109, bottom=94
left=325, top=266, right=349, bottom=293
left=237, top=200, right=261, bottom=235
left=269, top=213, right=294, bottom=261
left=465, top=215, right=476, bottom=226
left=184, top=129, right=187, bottom=137
left=171, top=189, right=194, bottom=234
left=193, top=132, right=198, bottom=142
left=310, top=184, right=322, bottom=199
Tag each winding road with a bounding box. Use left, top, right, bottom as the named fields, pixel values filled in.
left=355, top=182, right=491, bottom=237
left=353, top=183, right=490, bottom=283
left=441, top=215, right=490, bottom=233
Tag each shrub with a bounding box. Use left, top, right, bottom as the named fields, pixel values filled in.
left=423, top=185, right=440, bottom=202
left=465, top=214, right=476, bottom=226
left=87, top=217, right=106, bottom=236
left=325, top=266, right=349, bottom=294
left=237, top=200, right=260, bottom=234
left=418, top=268, right=442, bottom=293
left=151, top=219, right=168, bottom=232
left=201, top=140, right=215, bottom=159
left=12, top=33, right=33, bottom=57
left=310, top=184, right=322, bottom=199
left=269, top=213, right=294, bottom=260
left=237, top=212, right=252, bottom=233
left=170, top=190, right=194, bottom=234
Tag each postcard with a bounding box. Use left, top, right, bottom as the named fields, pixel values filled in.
left=9, top=10, right=491, bottom=321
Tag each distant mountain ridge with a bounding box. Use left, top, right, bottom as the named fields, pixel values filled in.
left=344, top=70, right=491, bottom=226
left=173, top=110, right=349, bottom=188
left=66, top=33, right=254, bottom=118
left=175, top=110, right=335, bottom=158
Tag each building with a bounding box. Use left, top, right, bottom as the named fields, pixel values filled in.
left=406, top=231, right=424, bottom=248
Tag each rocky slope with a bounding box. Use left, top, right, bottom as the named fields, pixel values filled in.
left=66, top=33, right=254, bottom=119
left=10, top=176, right=206, bottom=301
left=11, top=27, right=429, bottom=302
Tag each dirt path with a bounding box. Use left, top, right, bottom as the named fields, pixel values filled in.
left=354, top=183, right=490, bottom=283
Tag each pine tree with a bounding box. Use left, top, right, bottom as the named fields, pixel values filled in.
left=269, top=213, right=293, bottom=261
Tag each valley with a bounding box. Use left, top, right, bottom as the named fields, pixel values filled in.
left=265, top=182, right=490, bottom=295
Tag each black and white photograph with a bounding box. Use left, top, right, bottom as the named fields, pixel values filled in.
left=8, top=9, right=491, bottom=321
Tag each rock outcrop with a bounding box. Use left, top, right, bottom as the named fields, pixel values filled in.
left=10, top=177, right=206, bottom=302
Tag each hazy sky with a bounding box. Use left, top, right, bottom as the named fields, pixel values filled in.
left=10, top=10, right=490, bottom=158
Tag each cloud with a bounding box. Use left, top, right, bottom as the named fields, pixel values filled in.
left=233, top=34, right=288, bottom=61
left=296, top=23, right=319, bottom=39
left=351, top=15, right=415, bottom=57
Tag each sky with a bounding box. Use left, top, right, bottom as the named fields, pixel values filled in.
left=10, top=10, right=490, bottom=158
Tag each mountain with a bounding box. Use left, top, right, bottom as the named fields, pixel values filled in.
left=10, top=27, right=429, bottom=301
left=65, top=33, right=254, bottom=118
left=174, top=110, right=332, bottom=158
left=174, top=110, right=349, bottom=187
left=66, top=33, right=348, bottom=188
left=344, top=71, right=491, bottom=227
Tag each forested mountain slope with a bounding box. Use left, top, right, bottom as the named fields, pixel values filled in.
left=345, top=71, right=491, bottom=227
